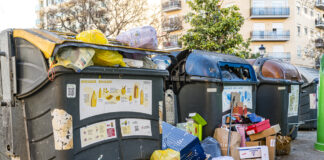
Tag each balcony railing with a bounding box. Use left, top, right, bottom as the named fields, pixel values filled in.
left=162, top=1, right=181, bottom=12
left=250, top=7, right=290, bottom=18
left=162, top=18, right=183, bottom=32
left=315, top=0, right=324, bottom=10
left=251, top=30, right=290, bottom=41
left=316, top=38, right=324, bottom=48
left=267, top=52, right=291, bottom=61
left=315, top=19, right=324, bottom=29
left=163, top=41, right=182, bottom=49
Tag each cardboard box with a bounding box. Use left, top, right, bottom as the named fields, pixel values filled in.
left=246, top=119, right=271, bottom=135
left=238, top=146, right=269, bottom=160
left=246, top=141, right=262, bottom=147
left=249, top=124, right=281, bottom=141
left=266, top=136, right=276, bottom=160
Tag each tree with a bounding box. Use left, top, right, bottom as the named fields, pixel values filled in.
left=180, top=0, right=251, bottom=58
left=41, top=0, right=149, bottom=37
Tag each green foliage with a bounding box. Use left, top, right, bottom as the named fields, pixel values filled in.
left=181, top=0, right=251, bottom=58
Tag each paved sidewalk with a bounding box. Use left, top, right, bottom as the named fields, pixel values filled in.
left=277, top=131, right=324, bottom=160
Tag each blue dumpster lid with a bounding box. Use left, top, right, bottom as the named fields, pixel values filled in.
left=296, top=66, right=319, bottom=84
left=182, top=50, right=257, bottom=82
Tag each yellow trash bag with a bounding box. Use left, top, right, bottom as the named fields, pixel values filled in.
left=150, top=149, right=180, bottom=160
left=76, top=29, right=126, bottom=67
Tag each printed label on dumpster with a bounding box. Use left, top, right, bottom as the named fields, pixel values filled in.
left=207, top=88, right=217, bottom=93
left=222, top=86, right=252, bottom=112
left=79, top=79, right=152, bottom=120
left=309, top=93, right=317, bottom=109
left=120, top=119, right=152, bottom=137
left=80, top=120, right=117, bottom=148
left=66, top=84, right=76, bottom=98
left=288, top=85, right=299, bottom=117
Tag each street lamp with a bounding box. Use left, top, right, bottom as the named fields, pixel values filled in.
left=259, top=44, right=266, bottom=56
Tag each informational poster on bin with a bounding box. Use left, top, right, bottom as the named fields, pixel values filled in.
left=309, top=93, right=317, bottom=109
left=288, top=85, right=299, bottom=117
left=222, top=86, right=252, bottom=112
left=120, top=118, right=152, bottom=137
left=80, top=120, right=117, bottom=148
left=79, top=79, right=152, bottom=120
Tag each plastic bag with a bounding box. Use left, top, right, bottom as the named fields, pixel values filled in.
left=116, top=26, right=158, bottom=49
left=201, top=137, right=222, bottom=159
left=150, top=149, right=180, bottom=160
left=213, top=128, right=241, bottom=160
left=55, top=47, right=95, bottom=72
left=76, top=29, right=126, bottom=67
left=276, top=135, right=291, bottom=155
left=76, top=29, right=108, bottom=44
left=92, top=50, right=126, bottom=67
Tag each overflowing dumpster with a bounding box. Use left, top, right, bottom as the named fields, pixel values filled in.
left=167, top=50, right=258, bottom=138
left=0, top=29, right=168, bottom=160
left=247, top=58, right=303, bottom=139
left=296, top=66, right=319, bottom=130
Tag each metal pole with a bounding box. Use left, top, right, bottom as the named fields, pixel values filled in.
left=227, top=95, right=235, bottom=156
left=315, top=55, right=324, bottom=151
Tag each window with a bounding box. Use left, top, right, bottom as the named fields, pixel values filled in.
left=297, top=46, right=302, bottom=57
left=311, top=10, right=314, bottom=17
left=297, top=26, right=301, bottom=36
left=252, top=0, right=265, bottom=7
left=253, top=23, right=265, bottom=31
left=170, top=35, right=178, bottom=43
left=304, top=27, right=308, bottom=35
left=310, top=30, right=314, bottom=37
left=297, top=6, right=300, bottom=15
left=272, top=23, right=283, bottom=32
left=254, top=46, right=260, bottom=53
left=304, top=7, right=307, bottom=14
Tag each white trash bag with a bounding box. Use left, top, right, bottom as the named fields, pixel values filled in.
left=116, top=26, right=158, bottom=50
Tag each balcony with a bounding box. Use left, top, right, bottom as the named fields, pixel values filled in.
left=315, top=19, right=324, bottom=29
left=250, top=7, right=290, bottom=19
left=162, top=18, right=183, bottom=32
left=251, top=30, right=290, bottom=42
left=163, top=41, right=182, bottom=50
left=316, top=38, right=324, bottom=48
left=162, top=1, right=181, bottom=12
left=315, top=0, right=324, bottom=10
left=267, top=52, right=291, bottom=61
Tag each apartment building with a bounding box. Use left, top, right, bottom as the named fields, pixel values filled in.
left=161, top=0, right=191, bottom=51
left=161, top=0, right=324, bottom=68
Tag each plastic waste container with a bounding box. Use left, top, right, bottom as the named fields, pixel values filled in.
left=296, top=67, right=319, bottom=130
left=167, top=50, right=258, bottom=138
left=0, top=29, right=168, bottom=160
left=247, top=58, right=303, bottom=139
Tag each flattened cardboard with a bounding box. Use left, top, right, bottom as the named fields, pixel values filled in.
left=249, top=125, right=281, bottom=141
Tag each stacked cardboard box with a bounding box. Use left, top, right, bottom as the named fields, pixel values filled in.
left=240, top=124, right=281, bottom=160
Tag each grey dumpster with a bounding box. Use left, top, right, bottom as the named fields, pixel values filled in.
left=167, top=50, right=258, bottom=138
left=0, top=29, right=168, bottom=160
left=297, top=66, right=319, bottom=130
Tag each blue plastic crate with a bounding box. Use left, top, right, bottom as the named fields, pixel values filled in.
left=162, top=122, right=206, bottom=160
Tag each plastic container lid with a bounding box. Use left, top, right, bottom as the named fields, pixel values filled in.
left=249, top=58, right=302, bottom=82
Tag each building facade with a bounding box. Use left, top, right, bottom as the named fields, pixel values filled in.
left=161, top=0, right=324, bottom=68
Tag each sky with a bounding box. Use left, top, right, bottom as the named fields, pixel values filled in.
left=0, top=0, right=38, bottom=31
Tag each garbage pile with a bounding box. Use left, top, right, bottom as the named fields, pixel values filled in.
left=153, top=92, right=292, bottom=160
left=50, top=26, right=168, bottom=73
